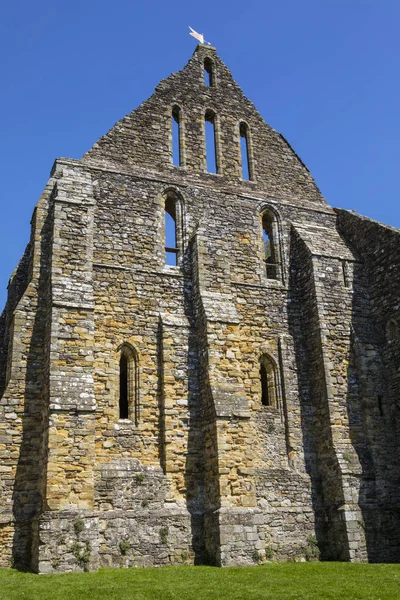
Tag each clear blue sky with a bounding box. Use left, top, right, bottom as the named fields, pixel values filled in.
left=1, top=0, right=399, bottom=308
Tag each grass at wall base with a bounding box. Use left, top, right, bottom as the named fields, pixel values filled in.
left=1, top=563, right=400, bottom=600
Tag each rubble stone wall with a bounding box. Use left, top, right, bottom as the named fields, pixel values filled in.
left=336, top=210, right=400, bottom=561
left=0, top=178, right=54, bottom=569
left=1, top=44, right=400, bottom=572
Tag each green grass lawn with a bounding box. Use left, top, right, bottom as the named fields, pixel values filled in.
left=1, top=563, right=400, bottom=600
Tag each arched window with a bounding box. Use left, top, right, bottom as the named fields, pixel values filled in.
left=164, top=190, right=183, bottom=266
left=119, top=352, right=129, bottom=418
left=171, top=105, right=182, bottom=167
left=119, top=344, right=139, bottom=423
left=239, top=122, right=252, bottom=180
left=205, top=110, right=218, bottom=174
left=204, top=58, right=214, bottom=87
left=259, top=354, right=280, bottom=408
left=262, top=210, right=280, bottom=280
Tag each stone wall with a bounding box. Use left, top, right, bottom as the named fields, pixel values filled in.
left=83, top=45, right=326, bottom=209
left=336, top=210, right=400, bottom=561
left=0, top=177, right=54, bottom=569
left=0, top=243, right=31, bottom=397
left=288, top=225, right=367, bottom=561
left=1, top=44, right=400, bottom=572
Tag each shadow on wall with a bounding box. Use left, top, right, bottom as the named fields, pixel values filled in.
left=288, top=226, right=400, bottom=563
left=156, top=241, right=207, bottom=565
left=183, top=242, right=207, bottom=565
left=183, top=238, right=223, bottom=566
left=346, top=261, right=400, bottom=563
left=12, top=206, right=52, bottom=571
left=183, top=323, right=206, bottom=565
left=157, top=317, right=166, bottom=475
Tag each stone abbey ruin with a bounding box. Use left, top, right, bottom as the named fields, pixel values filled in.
left=1, top=44, right=400, bottom=573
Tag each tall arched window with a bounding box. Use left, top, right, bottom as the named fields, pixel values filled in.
left=164, top=190, right=183, bottom=266
left=204, top=58, right=214, bottom=87
left=239, top=122, right=252, bottom=180
left=119, top=352, right=129, bottom=418
left=205, top=110, right=218, bottom=174
left=118, top=344, right=139, bottom=423
left=259, top=354, right=280, bottom=408
left=171, top=105, right=182, bottom=167
left=262, top=210, right=280, bottom=280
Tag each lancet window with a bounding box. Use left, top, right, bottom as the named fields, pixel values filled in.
left=204, top=58, right=214, bottom=87
left=205, top=110, right=218, bottom=174
left=171, top=105, right=182, bottom=167
left=164, top=190, right=183, bottom=266
left=259, top=354, right=280, bottom=408
left=118, top=344, right=139, bottom=423
left=262, top=209, right=280, bottom=280
left=239, top=122, right=253, bottom=180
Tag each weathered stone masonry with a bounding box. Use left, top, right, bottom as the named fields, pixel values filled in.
left=1, top=44, right=400, bottom=572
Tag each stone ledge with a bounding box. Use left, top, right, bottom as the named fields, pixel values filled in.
left=53, top=157, right=333, bottom=215
left=52, top=301, right=94, bottom=311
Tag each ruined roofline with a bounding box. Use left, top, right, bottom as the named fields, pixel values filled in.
left=80, top=43, right=324, bottom=206
left=334, top=207, right=400, bottom=234
left=83, top=43, right=310, bottom=169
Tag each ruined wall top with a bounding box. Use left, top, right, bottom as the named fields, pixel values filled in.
left=82, top=44, right=328, bottom=210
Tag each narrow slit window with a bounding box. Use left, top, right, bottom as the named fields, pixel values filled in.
left=165, top=196, right=178, bottom=266
left=204, top=58, right=214, bottom=87
left=260, top=361, right=270, bottom=406
left=342, top=260, right=349, bottom=287
left=118, top=345, right=139, bottom=423
left=378, top=395, right=384, bottom=417
left=205, top=110, right=218, bottom=174
left=119, top=353, right=129, bottom=419
left=259, top=355, right=279, bottom=408
left=262, top=212, right=279, bottom=280
left=172, top=106, right=181, bottom=166
left=239, top=122, right=251, bottom=180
